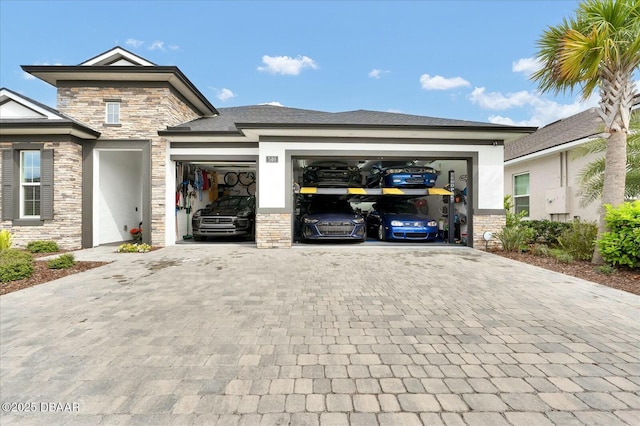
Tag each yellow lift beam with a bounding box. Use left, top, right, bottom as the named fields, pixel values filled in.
left=298, top=187, right=453, bottom=196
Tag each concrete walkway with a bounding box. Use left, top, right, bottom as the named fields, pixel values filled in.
left=1, top=244, right=639, bottom=425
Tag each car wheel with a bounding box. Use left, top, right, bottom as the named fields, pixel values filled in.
left=378, top=225, right=385, bottom=241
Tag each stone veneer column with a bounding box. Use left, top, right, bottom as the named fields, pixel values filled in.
left=255, top=213, right=292, bottom=248
left=472, top=214, right=505, bottom=250
left=0, top=141, right=83, bottom=250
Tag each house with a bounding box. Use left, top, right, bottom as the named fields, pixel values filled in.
left=504, top=96, right=639, bottom=223
left=1, top=47, right=535, bottom=250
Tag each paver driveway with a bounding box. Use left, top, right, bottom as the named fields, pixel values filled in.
left=1, top=244, right=639, bottom=425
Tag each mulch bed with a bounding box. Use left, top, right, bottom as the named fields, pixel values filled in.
left=1, top=258, right=109, bottom=296
left=490, top=250, right=640, bottom=296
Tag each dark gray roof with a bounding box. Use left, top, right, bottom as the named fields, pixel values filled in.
left=504, top=108, right=603, bottom=161
left=165, top=105, right=529, bottom=133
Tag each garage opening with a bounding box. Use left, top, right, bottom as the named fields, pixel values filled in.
left=175, top=160, right=256, bottom=243
left=292, top=157, right=470, bottom=246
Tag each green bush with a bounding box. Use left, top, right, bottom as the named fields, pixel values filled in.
left=530, top=243, right=551, bottom=256
left=597, top=201, right=640, bottom=269
left=26, top=240, right=59, bottom=253
left=47, top=253, right=75, bottom=270
left=0, top=229, right=12, bottom=251
left=495, top=195, right=534, bottom=252
left=523, top=220, right=571, bottom=246
left=0, top=249, right=34, bottom=282
left=549, top=248, right=574, bottom=264
left=557, top=219, right=598, bottom=261
left=496, top=226, right=532, bottom=252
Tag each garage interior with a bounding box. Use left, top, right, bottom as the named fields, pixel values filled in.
left=176, top=156, right=470, bottom=246
left=293, top=157, right=469, bottom=245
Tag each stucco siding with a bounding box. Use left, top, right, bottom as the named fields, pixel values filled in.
left=504, top=149, right=601, bottom=223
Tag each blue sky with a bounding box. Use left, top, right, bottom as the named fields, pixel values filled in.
left=2, top=0, right=635, bottom=127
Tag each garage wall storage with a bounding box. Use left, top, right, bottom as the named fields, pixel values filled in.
left=174, top=161, right=256, bottom=242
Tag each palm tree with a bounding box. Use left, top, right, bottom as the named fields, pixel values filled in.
left=531, top=0, right=640, bottom=264
left=576, top=109, right=640, bottom=206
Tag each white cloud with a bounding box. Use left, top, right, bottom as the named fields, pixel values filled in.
left=470, top=86, right=600, bottom=127
left=259, top=101, right=284, bottom=107
left=148, top=41, right=165, bottom=51
left=216, top=88, right=236, bottom=102
left=419, top=74, right=470, bottom=90
left=125, top=38, right=144, bottom=48
left=168, top=44, right=180, bottom=51
left=512, top=57, right=542, bottom=75
left=469, top=87, right=537, bottom=110
left=257, top=55, right=318, bottom=76
left=369, top=69, right=390, bottom=79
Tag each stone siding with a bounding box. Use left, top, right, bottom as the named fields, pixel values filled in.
left=57, top=84, right=200, bottom=246
left=0, top=141, right=83, bottom=250
left=256, top=213, right=292, bottom=248
left=472, top=214, right=506, bottom=250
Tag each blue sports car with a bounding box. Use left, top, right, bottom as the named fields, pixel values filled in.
left=366, top=199, right=438, bottom=241
left=299, top=197, right=366, bottom=242
left=367, top=163, right=437, bottom=188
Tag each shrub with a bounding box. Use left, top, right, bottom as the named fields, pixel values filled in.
left=0, top=229, right=13, bottom=251
left=116, top=243, right=152, bottom=253
left=26, top=240, right=59, bottom=253
left=597, top=201, right=640, bottom=269
left=557, top=219, right=598, bottom=261
left=530, top=243, right=550, bottom=256
left=496, top=226, right=531, bottom=252
left=523, top=220, right=571, bottom=246
left=495, top=195, right=534, bottom=252
left=47, top=254, right=75, bottom=270
left=549, top=248, right=574, bottom=264
left=0, top=249, right=34, bottom=282
left=597, top=265, right=615, bottom=275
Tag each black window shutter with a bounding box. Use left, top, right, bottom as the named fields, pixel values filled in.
left=1, top=150, right=14, bottom=220
left=40, top=149, right=54, bottom=220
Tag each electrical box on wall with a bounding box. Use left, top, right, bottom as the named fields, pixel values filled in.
left=545, top=187, right=570, bottom=214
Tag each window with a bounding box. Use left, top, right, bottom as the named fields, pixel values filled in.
left=20, top=151, right=41, bottom=217
left=105, top=102, right=120, bottom=124
left=513, top=173, right=530, bottom=216
left=2, top=146, right=52, bottom=223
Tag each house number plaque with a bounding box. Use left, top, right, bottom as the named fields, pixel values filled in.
left=266, top=156, right=279, bottom=163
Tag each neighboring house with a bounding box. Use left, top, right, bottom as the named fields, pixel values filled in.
left=1, top=46, right=534, bottom=250
left=504, top=96, right=639, bottom=223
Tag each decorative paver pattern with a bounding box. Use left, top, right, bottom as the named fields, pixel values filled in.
left=1, top=244, right=639, bottom=425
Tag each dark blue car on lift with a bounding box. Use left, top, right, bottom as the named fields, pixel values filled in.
left=299, top=197, right=366, bottom=242
left=366, top=199, right=438, bottom=241
left=366, top=162, right=438, bottom=188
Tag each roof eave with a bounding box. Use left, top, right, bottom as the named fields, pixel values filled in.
left=21, top=65, right=219, bottom=117
left=0, top=120, right=101, bottom=139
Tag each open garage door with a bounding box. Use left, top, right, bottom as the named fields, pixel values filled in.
left=292, top=156, right=471, bottom=246
left=174, top=160, right=256, bottom=243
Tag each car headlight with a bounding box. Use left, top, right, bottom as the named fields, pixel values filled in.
left=303, top=217, right=319, bottom=224
left=385, top=168, right=404, bottom=175
left=193, top=209, right=202, bottom=219
left=347, top=166, right=359, bottom=171
left=352, top=217, right=365, bottom=224
left=237, top=210, right=251, bottom=218
left=391, top=220, right=403, bottom=226
left=427, top=220, right=437, bottom=227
